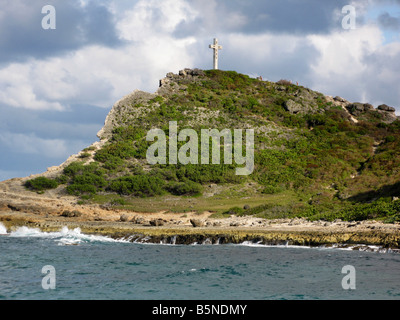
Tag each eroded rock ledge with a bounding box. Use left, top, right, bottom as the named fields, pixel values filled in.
left=2, top=214, right=400, bottom=251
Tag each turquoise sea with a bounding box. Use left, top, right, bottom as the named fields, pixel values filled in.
left=0, top=223, right=399, bottom=300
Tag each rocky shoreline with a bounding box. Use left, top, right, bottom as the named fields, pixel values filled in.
left=2, top=209, right=400, bottom=251
left=1, top=177, right=400, bottom=251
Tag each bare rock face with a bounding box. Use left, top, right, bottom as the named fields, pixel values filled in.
left=157, top=68, right=206, bottom=96
left=334, top=96, right=348, bottom=104
left=284, top=99, right=319, bottom=115
left=97, top=68, right=207, bottom=140
left=284, top=100, right=304, bottom=114
left=97, top=90, right=157, bottom=141
left=179, top=68, right=205, bottom=77
left=378, top=111, right=398, bottom=123
left=376, top=104, right=398, bottom=123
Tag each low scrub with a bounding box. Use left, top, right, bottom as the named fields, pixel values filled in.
left=24, top=177, right=58, bottom=192
left=108, top=175, right=165, bottom=197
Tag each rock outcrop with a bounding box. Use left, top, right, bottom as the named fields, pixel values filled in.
left=378, top=104, right=396, bottom=112
left=377, top=104, right=398, bottom=123
left=97, top=89, right=157, bottom=141
left=158, top=68, right=206, bottom=96
left=346, top=102, right=398, bottom=124
left=284, top=100, right=307, bottom=114
left=346, top=103, right=375, bottom=116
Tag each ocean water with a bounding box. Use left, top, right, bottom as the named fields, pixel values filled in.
left=0, top=223, right=399, bottom=300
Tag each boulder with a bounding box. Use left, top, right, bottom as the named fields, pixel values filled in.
left=132, top=216, right=146, bottom=225
left=190, top=219, right=205, bottom=228
left=334, top=96, right=347, bottom=103
left=150, top=219, right=165, bottom=227
left=363, top=103, right=374, bottom=111
left=119, top=214, right=129, bottom=222
left=353, top=103, right=365, bottom=112
left=378, top=104, right=396, bottom=112
left=179, top=68, right=205, bottom=77
left=191, top=68, right=205, bottom=77
left=61, top=210, right=82, bottom=218
left=346, top=103, right=374, bottom=116
left=284, top=100, right=305, bottom=114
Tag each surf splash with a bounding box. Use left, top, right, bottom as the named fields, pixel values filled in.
left=0, top=222, right=8, bottom=235
left=8, top=226, right=129, bottom=246
left=239, top=240, right=398, bottom=254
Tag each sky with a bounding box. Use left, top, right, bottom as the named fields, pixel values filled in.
left=1, top=0, right=400, bottom=181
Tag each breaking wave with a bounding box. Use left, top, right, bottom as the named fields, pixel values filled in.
left=1, top=222, right=398, bottom=253
left=7, top=226, right=129, bottom=246
left=0, top=222, right=8, bottom=235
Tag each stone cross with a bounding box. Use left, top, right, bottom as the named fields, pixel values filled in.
left=209, top=38, right=222, bottom=70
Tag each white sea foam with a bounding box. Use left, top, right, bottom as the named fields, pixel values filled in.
left=0, top=222, right=8, bottom=235
left=239, top=241, right=312, bottom=249
left=238, top=241, right=394, bottom=253
left=8, top=226, right=129, bottom=246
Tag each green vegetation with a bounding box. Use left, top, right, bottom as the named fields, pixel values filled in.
left=108, top=175, right=165, bottom=197
left=24, top=70, right=400, bottom=222
left=63, top=162, right=107, bottom=196
left=24, top=177, right=58, bottom=192
left=223, top=197, right=400, bottom=223
left=166, top=180, right=202, bottom=196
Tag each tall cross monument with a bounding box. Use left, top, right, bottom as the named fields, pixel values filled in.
left=209, top=38, right=222, bottom=70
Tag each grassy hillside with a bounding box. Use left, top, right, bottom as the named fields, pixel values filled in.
left=25, top=69, right=400, bottom=222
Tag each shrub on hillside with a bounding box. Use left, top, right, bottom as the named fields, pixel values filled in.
left=66, top=184, right=97, bottom=196
left=276, top=79, right=292, bottom=86
left=24, top=177, right=58, bottom=192
left=63, top=162, right=107, bottom=196
left=94, top=141, right=136, bottom=163
left=108, top=175, right=165, bottom=197
left=166, top=180, right=202, bottom=196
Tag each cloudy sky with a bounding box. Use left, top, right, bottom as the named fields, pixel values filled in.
left=1, top=0, right=400, bottom=181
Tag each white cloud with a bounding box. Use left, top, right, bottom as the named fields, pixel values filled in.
left=307, top=24, right=400, bottom=107
left=0, top=0, right=198, bottom=112
left=115, top=0, right=198, bottom=79
left=0, top=132, right=68, bottom=158
left=226, top=33, right=311, bottom=63
left=117, top=0, right=198, bottom=41
left=212, top=22, right=400, bottom=110
left=0, top=63, right=64, bottom=111
left=308, top=25, right=383, bottom=79
left=0, top=43, right=190, bottom=111
left=1, top=0, right=399, bottom=182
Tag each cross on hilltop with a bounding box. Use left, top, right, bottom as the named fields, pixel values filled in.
left=209, top=38, right=222, bottom=70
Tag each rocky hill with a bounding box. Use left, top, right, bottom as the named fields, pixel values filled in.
left=2, top=68, right=400, bottom=225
